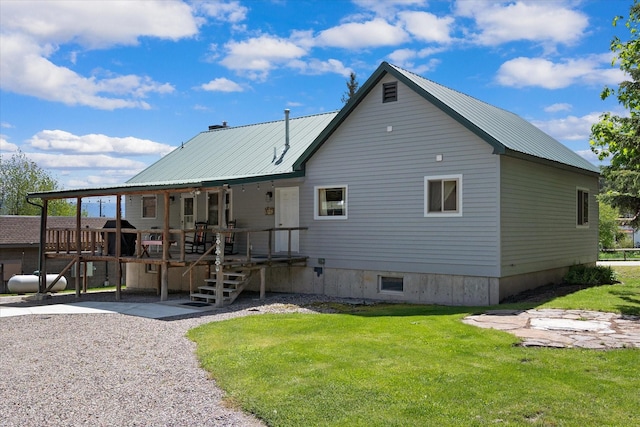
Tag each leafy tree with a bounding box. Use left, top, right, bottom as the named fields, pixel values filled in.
left=599, top=202, right=624, bottom=249
left=0, top=150, right=76, bottom=216
left=591, top=0, right=640, bottom=226
left=341, top=72, right=359, bottom=104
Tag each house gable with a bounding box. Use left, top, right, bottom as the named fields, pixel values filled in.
left=299, top=72, right=501, bottom=278
left=294, top=62, right=599, bottom=177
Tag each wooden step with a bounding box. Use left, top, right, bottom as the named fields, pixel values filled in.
left=204, top=278, right=244, bottom=286
left=198, top=285, right=238, bottom=294
left=190, top=293, right=231, bottom=303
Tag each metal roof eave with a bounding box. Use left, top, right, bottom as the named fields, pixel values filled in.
left=27, top=171, right=306, bottom=201
left=503, top=148, right=600, bottom=177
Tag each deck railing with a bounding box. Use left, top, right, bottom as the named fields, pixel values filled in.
left=43, top=226, right=308, bottom=263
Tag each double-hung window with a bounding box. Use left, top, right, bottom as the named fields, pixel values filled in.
left=315, top=186, right=348, bottom=219
left=142, top=195, right=157, bottom=219
left=577, top=188, right=589, bottom=227
left=424, top=175, right=462, bottom=217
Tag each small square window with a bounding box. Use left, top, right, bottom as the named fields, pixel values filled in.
left=315, top=186, right=347, bottom=219
left=425, top=175, right=462, bottom=217
left=382, top=82, right=397, bottom=103
left=380, top=276, right=403, bottom=292
left=577, top=189, right=589, bottom=226
left=142, top=196, right=157, bottom=219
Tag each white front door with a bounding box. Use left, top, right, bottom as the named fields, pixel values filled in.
left=181, top=195, right=196, bottom=230
left=275, top=187, right=299, bottom=253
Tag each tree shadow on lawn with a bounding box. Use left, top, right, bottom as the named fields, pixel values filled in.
left=609, top=289, right=640, bottom=316
left=310, top=281, right=640, bottom=318
left=500, top=282, right=602, bottom=305
left=501, top=282, right=640, bottom=316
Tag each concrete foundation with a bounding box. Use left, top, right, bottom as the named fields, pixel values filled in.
left=126, top=263, right=583, bottom=306
left=251, top=266, right=500, bottom=306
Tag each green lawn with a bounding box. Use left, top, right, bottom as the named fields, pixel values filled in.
left=187, top=268, right=640, bottom=427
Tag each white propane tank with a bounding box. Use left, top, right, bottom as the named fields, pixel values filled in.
left=7, top=274, right=67, bottom=293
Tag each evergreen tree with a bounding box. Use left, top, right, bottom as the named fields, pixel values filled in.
left=341, top=72, right=359, bottom=104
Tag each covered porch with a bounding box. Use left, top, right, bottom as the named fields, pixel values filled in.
left=27, top=179, right=308, bottom=307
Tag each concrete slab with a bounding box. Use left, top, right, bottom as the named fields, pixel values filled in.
left=0, top=301, right=203, bottom=319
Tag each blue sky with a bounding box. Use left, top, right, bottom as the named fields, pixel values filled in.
left=0, top=0, right=632, bottom=202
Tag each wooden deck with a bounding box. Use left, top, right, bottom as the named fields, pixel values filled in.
left=41, top=225, right=308, bottom=304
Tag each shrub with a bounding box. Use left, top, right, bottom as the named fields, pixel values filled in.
left=564, top=265, right=617, bottom=286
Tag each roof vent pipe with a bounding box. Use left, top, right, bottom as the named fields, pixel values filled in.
left=284, top=109, right=290, bottom=149
left=273, top=109, right=291, bottom=165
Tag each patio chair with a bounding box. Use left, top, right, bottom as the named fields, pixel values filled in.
left=225, top=220, right=237, bottom=255
left=185, top=222, right=209, bottom=254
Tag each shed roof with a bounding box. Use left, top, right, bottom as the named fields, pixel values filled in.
left=0, top=216, right=110, bottom=247
left=295, top=62, right=599, bottom=175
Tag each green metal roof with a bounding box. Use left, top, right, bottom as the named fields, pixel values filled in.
left=295, top=62, right=599, bottom=175
left=29, top=62, right=598, bottom=202
left=127, top=111, right=338, bottom=185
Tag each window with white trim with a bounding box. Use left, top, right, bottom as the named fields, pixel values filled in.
left=424, top=175, right=462, bottom=217
left=577, top=188, right=589, bottom=227
left=314, top=186, right=347, bottom=219
left=142, top=195, right=157, bottom=219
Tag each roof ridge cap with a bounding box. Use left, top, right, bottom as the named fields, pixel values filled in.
left=204, top=110, right=340, bottom=133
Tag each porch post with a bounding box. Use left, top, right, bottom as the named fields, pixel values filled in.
left=75, top=197, right=82, bottom=297
left=38, top=199, right=48, bottom=294
left=160, top=192, right=170, bottom=301
left=214, top=187, right=226, bottom=307
left=115, top=195, right=122, bottom=300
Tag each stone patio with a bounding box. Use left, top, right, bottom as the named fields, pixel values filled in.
left=463, top=309, right=640, bottom=349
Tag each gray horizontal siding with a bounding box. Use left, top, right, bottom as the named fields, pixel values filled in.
left=500, top=156, right=598, bottom=276
left=300, top=74, right=501, bottom=277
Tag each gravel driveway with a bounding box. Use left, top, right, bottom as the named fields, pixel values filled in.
left=0, top=292, right=334, bottom=427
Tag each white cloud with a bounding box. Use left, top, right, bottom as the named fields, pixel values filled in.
left=26, top=152, right=147, bottom=170
left=544, top=103, right=572, bottom=113
left=496, top=56, right=625, bottom=89
left=531, top=112, right=602, bottom=141
left=200, top=77, right=244, bottom=92
left=0, top=0, right=198, bottom=48
left=353, top=0, right=426, bottom=16
left=0, top=136, right=19, bottom=152
left=315, top=18, right=409, bottom=49
left=288, top=59, right=352, bottom=76
left=67, top=172, right=135, bottom=188
left=388, top=48, right=442, bottom=73
left=398, top=11, right=454, bottom=43
left=1, top=122, right=14, bottom=129
left=0, top=1, right=197, bottom=109
left=455, top=1, right=589, bottom=47
left=220, top=35, right=308, bottom=80
left=27, top=130, right=175, bottom=156
left=198, top=1, right=248, bottom=24
left=576, top=149, right=600, bottom=164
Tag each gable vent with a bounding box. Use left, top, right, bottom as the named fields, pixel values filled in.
left=382, top=82, right=398, bottom=103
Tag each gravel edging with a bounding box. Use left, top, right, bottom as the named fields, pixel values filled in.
left=0, top=292, right=356, bottom=427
